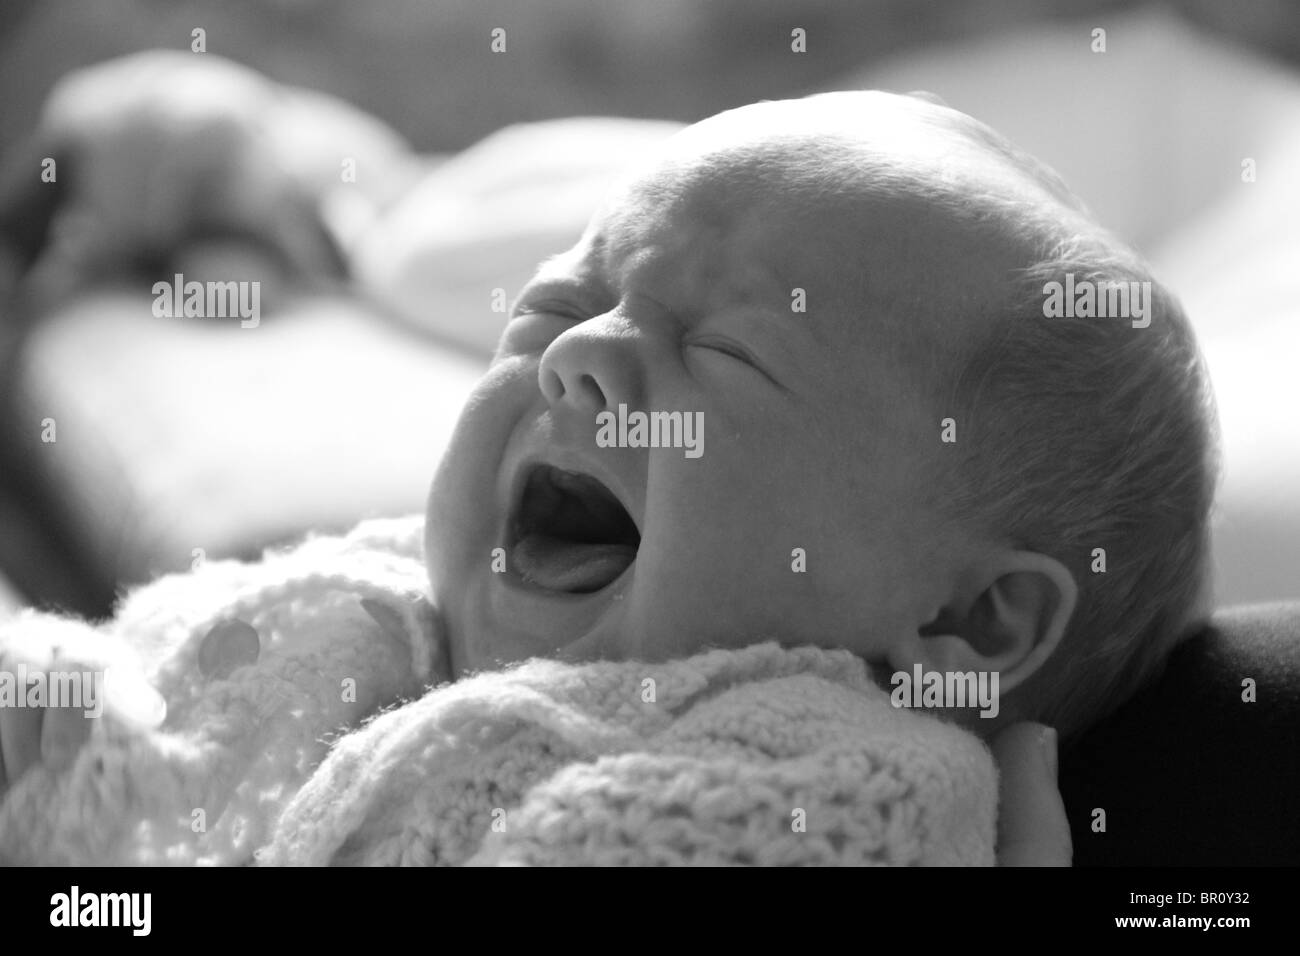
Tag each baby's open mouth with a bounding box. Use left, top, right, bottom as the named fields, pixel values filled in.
left=507, top=464, right=640, bottom=594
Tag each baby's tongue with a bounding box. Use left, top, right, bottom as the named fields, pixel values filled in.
left=512, top=533, right=635, bottom=593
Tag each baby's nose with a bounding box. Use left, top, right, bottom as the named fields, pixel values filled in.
left=538, top=320, right=643, bottom=417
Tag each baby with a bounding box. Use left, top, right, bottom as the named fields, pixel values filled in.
left=426, top=90, right=1217, bottom=735
left=0, top=87, right=1216, bottom=865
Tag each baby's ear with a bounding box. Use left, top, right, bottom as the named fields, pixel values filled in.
left=890, top=551, right=1078, bottom=696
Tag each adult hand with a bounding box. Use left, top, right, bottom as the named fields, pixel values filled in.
left=992, top=721, right=1072, bottom=866
left=0, top=51, right=345, bottom=281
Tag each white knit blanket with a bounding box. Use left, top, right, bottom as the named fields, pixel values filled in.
left=0, top=518, right=997, bottom=865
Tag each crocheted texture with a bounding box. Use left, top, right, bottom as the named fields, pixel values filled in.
left=0, top=516, right=997, bottom=866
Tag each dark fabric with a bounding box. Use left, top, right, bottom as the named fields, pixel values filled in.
left=1061, top=602, right=1300, bottom=865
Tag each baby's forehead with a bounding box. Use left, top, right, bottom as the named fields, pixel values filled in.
left=626, top=92, right=1057, bottom=211
left=576, top=95, right=1054, bottom=327
left=603, top=96, right=1064, bottom=255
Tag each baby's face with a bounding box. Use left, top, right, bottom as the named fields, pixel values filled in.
left=427, top=93, right=1048, bottom=676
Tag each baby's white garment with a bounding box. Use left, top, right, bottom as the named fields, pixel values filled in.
left=0, top=517, right=997, bottom=865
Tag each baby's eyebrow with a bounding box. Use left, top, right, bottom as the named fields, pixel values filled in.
left=723, top=301, right=816, bottom=346
left=753, top=274, right=846, bottom=354
left=515, top=254, right=571, bottom=294
left=513, top=271, right=605, bottom=318
left=532, top=252, right=569, bottom=274
left=523, top=247, right=621, bottom=308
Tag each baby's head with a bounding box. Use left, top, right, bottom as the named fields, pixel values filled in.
left=425, top=91, right=1217, bottom=740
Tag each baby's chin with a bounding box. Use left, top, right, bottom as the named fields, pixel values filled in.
left=429, top=558, right=630, bottom=677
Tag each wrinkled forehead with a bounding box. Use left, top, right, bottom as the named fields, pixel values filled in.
left=578, top=94, right=1058, bottom=324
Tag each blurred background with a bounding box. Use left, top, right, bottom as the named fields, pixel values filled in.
left=4, top=0, right=1300, bottom=153
left=1, top=0, right=1298, bottom=620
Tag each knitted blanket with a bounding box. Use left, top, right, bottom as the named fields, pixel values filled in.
left=0, top=517, right=997, bottom=865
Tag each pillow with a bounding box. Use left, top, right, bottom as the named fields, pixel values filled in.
left=351, top=117, right=683, bottom=356
left=13, top=286, right=484, bottom=587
